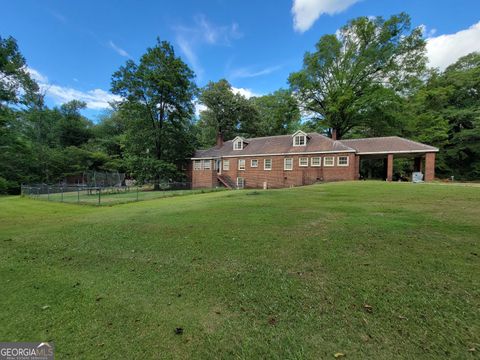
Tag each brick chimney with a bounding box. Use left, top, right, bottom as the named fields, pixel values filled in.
left=216, top=131, right=224, bottom=148
left=331, top=128, right=337, bottom=141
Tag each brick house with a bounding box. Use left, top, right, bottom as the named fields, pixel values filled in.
left=188, top=131, right=438, bottom=189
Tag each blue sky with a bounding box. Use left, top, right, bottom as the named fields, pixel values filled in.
left=2, top=0, right=480, bottom=120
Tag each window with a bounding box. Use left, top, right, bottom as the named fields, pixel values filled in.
left=236, top=177, right=245, bottom=189
left=203, top=160, right=211, bottom=170
left=233, top=138, right=243, bottom=150
left=311, top=157, right=321, bottom=167
left=284, top=158, right=293, bottom=170
left=194, top=160, right=202, bottom=170
left=293, top=135, right=306, bottom=146
left=324, top=156, right=334, bottom=167
left=338, top=156, right=349, bottom=166
left=251, top=159, right=258, bottom=168
left=223, top=160, right=230, bottom=171
left=299, top=157, right=308, bottom=167
left=238, top=159, right=245, bottom=170
left=264, top=159, right=272, bottom=170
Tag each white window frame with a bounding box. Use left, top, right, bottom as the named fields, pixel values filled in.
left=251, top=159, right=258, bottom=168
left=236, top=177, right=245, bottom=189
left=337, top=156, right=349, bottom=167
left=324, top=156, right=335, bottom=167
left=233, top=139, right=243, bottom=150
left=299, top=157, right=308, bottom=167
left=264, top=159, right=272, bottom=170
left=194, top=160, right=202, bottom=170
left=238, top=159, right=245, bottom=170
left=311, top=157, right=321, bottom=167
left=223, top=160, right=230, bottom=171
left=203, top=159, right=211, bottom=170
left=284, top=158, right=293, bottom=171
left=293, top=135, right=306, bottom=146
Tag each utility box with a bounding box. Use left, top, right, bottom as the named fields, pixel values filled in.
left=412, top=172, right=424, bottom=183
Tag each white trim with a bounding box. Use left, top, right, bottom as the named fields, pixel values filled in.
left=264, top=158, right=272, bottom=170
left=324, top=156, right=335, bottom=167
left=284, top=158, right=293, bottom=171
left=356, top=149, right=439, bottom=155
left=311, top=157, right=321, bottom=167
left=238, top=159, right=245, bottom=170
left=299, top=157, right=308, bottom=167
left=203, top=159, right=211, bottom=170
left=216, top=149, right=356, bottom=159
left=251, top=159, right=258, bottom=168
left=292, top=130, right=307, bottom=137
left=223, top=159, right=230, bottom=171
left=337, top=156, right=349, bottom=167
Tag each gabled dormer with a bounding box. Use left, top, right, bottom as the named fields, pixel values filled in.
left=233, top=136, right=246, bottom=150
left=292, top=130, right=308, bottom=146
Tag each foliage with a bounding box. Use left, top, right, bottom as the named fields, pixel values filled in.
left=124, top=155, right=179, bottom=184
left=289, top=13, right=426, bottom=139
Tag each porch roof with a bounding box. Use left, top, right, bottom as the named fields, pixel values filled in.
left=339, top=136, right=438, bottom=155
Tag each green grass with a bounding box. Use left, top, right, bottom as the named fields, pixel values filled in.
left=1, top=182, right=479, bottom=359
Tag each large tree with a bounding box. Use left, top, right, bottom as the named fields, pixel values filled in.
left=197, top=79, right=259, bottom=145
left=289, top=13, right=426, bottom=139
left=251, top=89, right=301, bottom=136
left=111, top=39, right=197, bottom=185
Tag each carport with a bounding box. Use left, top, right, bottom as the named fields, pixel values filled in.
left=340, top=136, right=439, bottom=181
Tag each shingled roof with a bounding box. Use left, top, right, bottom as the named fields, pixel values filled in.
left=340, top=136, right=438, bottom=154
left=193, top=133, right=355, bottom=158
left=192, top=134, right=438, bottom=159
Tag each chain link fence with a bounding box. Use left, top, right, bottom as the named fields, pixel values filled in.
left=20, top=181, right=202, bottom=206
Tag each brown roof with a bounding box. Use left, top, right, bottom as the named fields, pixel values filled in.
left=340, top=136, right=438, bottom=154
left=193, top=133, right=355, bottom=158
left=193, top=134, right=438, bottom=159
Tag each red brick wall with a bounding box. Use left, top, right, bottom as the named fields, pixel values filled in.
left=424, top=152, right=436, bottom=181
left=191, top=153, right=357, bottom=189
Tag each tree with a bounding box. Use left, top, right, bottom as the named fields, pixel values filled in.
left=251, top=89, right=301, bottom=136
left=0, top=35, right=40, bottom=107
left=111, top=39, right=196, bottom=187
left=288, top=13, right=426, bottom=139
left=197, top=79, right=259, bottom=146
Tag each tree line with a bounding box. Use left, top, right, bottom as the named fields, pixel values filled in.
left=1, top=13, right=479, bottom=193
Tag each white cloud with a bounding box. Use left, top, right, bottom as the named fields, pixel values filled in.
left=108, top=40, right=130, bottom=57
left=173, top=15, right=242, bottom=79
left=231, top=87, right=260, bottom=99
left=194, top=102, right=207, bottom=117
left=426, top=21, right=480, bottom=70
left=292, top=0, right=361, bottom=33
left=229, top=65, right=282, bottom=79
left=28, top=68, right=121, bottom=110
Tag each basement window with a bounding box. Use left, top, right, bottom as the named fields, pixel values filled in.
left=311, top=157, right=321, bottom=167
left=299, top=157, right=308, bottom=167
left=284, top=158, right=293, bottom=170
left=223, top=160, right=230, bottom=171
left=238, top=159, right=245, bottom=170
left=236, top=177, right=245, bottom=189
left=324, top=157, right=334, bottom=167
left=194, top=160, right=202, bottom=170
left=251, top=159, right=258, bottom=168
left=264, top=159, right=272, bottom=170
left=338, top=156, right=349, bottom=166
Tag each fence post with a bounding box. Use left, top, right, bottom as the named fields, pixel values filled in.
left=77, top=187, right=80, bottom=203
left=47, top=186, right=50, bottom=201
left=136, top=186, right=139, bottom=201
left=61, top=187, right=64, bottom=202
left=98, top=188, right=101, bottom=205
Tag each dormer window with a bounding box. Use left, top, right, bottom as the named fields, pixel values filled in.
left=292, top=130, right=307, bottom=146
left=233, top=136, right=245, bottom=150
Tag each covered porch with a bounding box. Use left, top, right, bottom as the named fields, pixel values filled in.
left=341, top=137, right=439, bottom=182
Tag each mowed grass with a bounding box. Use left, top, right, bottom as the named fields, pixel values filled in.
left=0, top=182, right=479, bottom=359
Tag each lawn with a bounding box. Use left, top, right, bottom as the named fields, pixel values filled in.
left=0, top=182, right=478, bottom=359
